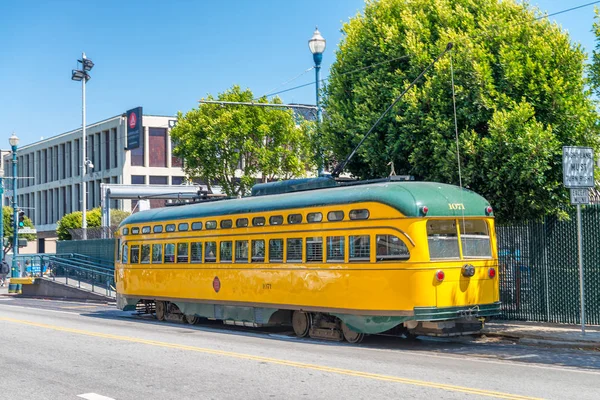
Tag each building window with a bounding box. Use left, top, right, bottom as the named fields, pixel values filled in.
left=235, top=240, right=248, bottom=263
left=66, top=142, right=72, bottom=178
left=74, top=140, right=80, bottom=176
left=349, top=235, right=370, bottom=261
left=327, top=236, right=345, bottom=261
left=131, top=130, right=144, bottom=166
left=149, top=128, right=167, bottom=167
left=172, top=176, right=185, bottom=185
left=171, top=139, right=183, bottom=168
left=131, top=175, right=145, bottom=184
left=149, top=176, right=168, bottom=185
left=112, top=129, right=118, bottom=168
left=104, top=130, right=110, bottom=170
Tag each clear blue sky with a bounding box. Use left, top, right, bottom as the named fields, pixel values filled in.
left=0, top=0, right=598, bottom=147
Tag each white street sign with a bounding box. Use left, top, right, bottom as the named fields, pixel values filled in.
left=563, top=146, right=595, bottom=188
left=18, top=227, right=37, bottom=234
left=570, top=188, right=590, bottom=205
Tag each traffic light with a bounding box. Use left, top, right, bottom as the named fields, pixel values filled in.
left=18, top=210, right=25, bottom=228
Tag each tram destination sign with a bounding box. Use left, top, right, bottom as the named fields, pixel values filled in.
left=562, top=146, right=594, bottom=188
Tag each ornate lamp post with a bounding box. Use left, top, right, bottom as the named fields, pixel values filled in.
left=309, top=27, right=326, bottom=175
left=8, top=132, right=19, bottom=293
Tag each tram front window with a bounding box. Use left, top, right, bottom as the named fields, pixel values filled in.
left=459, top=220, right=492, bottom=258
left=427, top=220, right=459, bottom=260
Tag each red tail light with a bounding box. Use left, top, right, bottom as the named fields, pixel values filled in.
left=435, top=270, right=445, bottom=282
left=485, top=206, right=493, bottom=215
left=421, top=206, right=429, bottom=216
left=488, top=267, right=496, bottom=279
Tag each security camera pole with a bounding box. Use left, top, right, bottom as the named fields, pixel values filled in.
left=71, top=52, right=94, bottom=240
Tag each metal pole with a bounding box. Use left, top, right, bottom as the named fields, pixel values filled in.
left=577, top=204, right=585, bottom=334
left=81, top=52, right=87, bottom=241
left=314, top=52, right=323, bottom=176
left=8, top=144, right=18, bottom=293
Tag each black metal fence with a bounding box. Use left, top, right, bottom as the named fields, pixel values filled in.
left=497, top=205, right=600, bottom=325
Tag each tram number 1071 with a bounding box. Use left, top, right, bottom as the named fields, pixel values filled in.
left=448, top=203, right=465, bottom=210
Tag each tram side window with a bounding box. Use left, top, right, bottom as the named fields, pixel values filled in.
left=205, top=242, right=217, bottom=262
left=252, top=217, right=266, bottom=226
left=164, top=244, right=175, bottom=263
left=306, top=237, right=323, bottom=262
left=130, top=245, right=140, bottom=264
left=286, top=238, right=303, bottom=262
left=349, top=209, right=369, bottom=220
left=235, top=240, right=249, bottom=263
left=141, top=244, right=151, bottom=263
left=177, top=243, right=189, bottom=263
left=191, top=222, right=203, bottom=231
left=220, top=219, right=233, bottom=229
left=327, top=211, right=344, bottom=221
left=307, top=212, right=322, bottom=223
left=459, top=220, right=492, bottom=258
left=117, top=240, right=121, bottom=262
left=252, top=240, right=265, bottom=262
left=206, top=221, right=217, bottom=230
left=131, top=227, right=140, bottom=235
left=288, top=214, right=302, bottom=224
left=190, top=242, right=202, bottom=263
left=269, top=239, right=283, bottom=262
left=269, top=215, right=283, bottom=225
left=349, top=235, right=370, bottom=261
left=236, top=218, right=248, bottom=228
left=153, top=225, right=163, bottom=233
left=220, top=241, right=233, bottom=262
left=376, top=235, right=410, bottom=261
left=326, top=236, right=345, bottom=262
left=152, top=244, right=163, bottom=263
left=142, top=226, right=151, bottom=234
left=427, top=220, right=460, bottom=260
left=123, top=228, right=129, bottom=235
left=122, top=244, right=128, bottom=263
left=166, top=224, right=176, bottom=233
left=178, top=223, right=189, bottom=232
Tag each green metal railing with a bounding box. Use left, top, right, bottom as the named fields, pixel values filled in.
left=497, top=205, right=600, bottom=325
left=13, top=253, right=115, bottom=298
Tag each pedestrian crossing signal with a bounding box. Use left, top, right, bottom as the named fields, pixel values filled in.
left=18, top=210, right=25, bottom=228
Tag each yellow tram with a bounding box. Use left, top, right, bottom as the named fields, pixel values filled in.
left=115, top=177, right=500, bottom=342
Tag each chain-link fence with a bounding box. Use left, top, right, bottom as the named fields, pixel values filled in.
left=497, top=205, right=600, bottom=324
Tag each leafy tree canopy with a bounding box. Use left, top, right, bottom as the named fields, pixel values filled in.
left=324, top=0, right=599, bottom=222
left=170, top=85, right=315, bottom=197
left=56, top=208, right=130, bottom=241
left=2, top=206, right=35, bottom=257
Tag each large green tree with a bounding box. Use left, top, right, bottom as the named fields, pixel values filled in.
left=170, top=85, right=315, bottom=197
left=324, top=0, right=599, bottom=222
left=56, top=208, right=130, bottom=240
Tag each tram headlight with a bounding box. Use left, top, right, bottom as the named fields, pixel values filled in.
left=488, top=267, right=496, bottom=279
left=435, top=270, right=445, bottom=282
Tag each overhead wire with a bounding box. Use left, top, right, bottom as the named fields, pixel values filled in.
left=535, top=1, right=600, bottom=20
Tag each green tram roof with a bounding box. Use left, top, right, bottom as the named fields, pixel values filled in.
left=120, top=181, right=492, bottom=227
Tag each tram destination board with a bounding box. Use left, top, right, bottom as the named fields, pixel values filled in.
left=562, top=146, right=594, bottom=188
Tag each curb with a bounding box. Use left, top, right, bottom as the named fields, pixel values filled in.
left=483, top=331, right=600, bottom=350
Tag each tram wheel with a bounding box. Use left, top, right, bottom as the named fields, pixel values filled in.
left=341, top=322, right=365, bottom=344
left=292, top=311, right=311, bottom=338
left=404, top=332, right=419, bottom=341
left=185, top=314, right=199, bottom=325
left=155, top=301, right=167, bottom=321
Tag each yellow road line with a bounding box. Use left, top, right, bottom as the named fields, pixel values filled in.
left=0, top=317, right=541, bottom=400
left=60, top=305, right=101, bottom=309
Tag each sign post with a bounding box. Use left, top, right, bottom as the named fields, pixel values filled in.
left=562, top=146, right=594, bottom=335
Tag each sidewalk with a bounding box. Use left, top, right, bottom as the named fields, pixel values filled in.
left=483, top=320, right=600, bottom=350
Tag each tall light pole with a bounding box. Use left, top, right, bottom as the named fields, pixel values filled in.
left=309, top=27, right=326, bottom=176
left=8, top=133, right=19, bottom=294
left=72, top=53, right=94, bottom=240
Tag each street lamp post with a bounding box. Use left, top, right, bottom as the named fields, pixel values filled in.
left=309, top=27, right=326, bottom=176
left=8, top=133, right=19, bottom=294
left=72, top=53, right=94, bottom=240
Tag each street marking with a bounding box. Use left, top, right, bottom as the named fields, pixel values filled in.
left=1, top=317, right=539, bottom=400
left=78, top=393, right=115, bottom=400
left=0, top=298, right=13, bottom=301
left=506, top=355, right=539, bottom=360
left=61, top=305, right=101, bottom=309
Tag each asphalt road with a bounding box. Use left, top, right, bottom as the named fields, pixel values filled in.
left=0, top=296, right=599, bottom=400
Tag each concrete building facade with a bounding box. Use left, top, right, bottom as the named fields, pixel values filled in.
left=3, top=112, right=186, bottom=252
